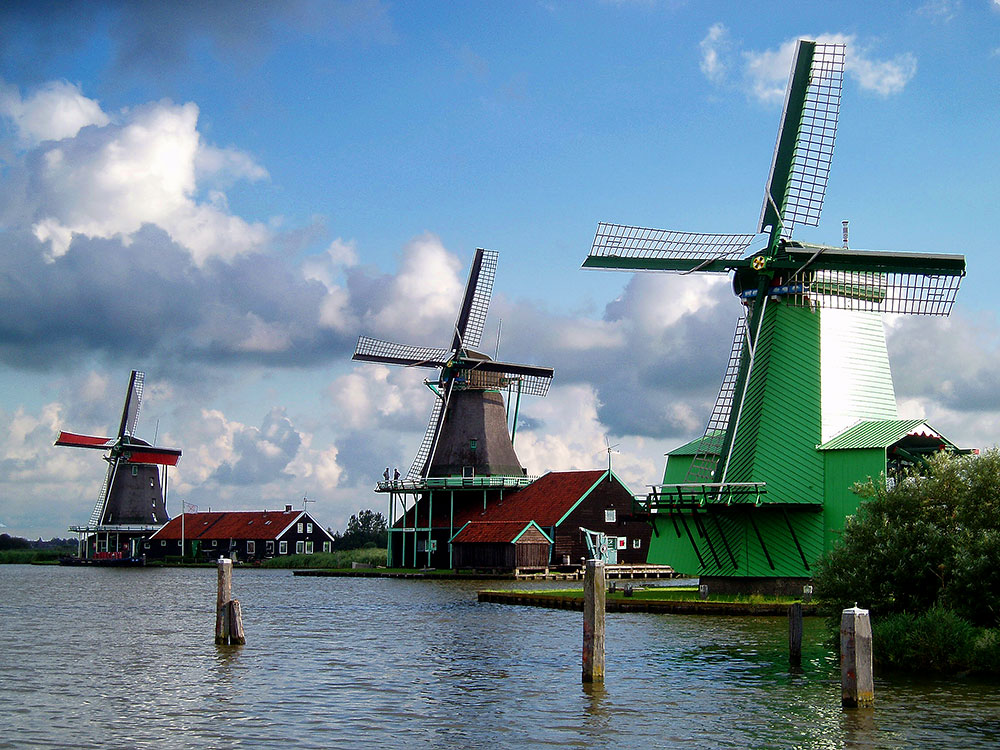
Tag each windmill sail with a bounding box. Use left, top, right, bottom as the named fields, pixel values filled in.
left=759, top=40, right=846, bottom=236
left=587, top=222, right=757, bottom=269
left=453, top=248, right=498, bottom=351
left=118, top=370, right=144, bottom=438
left=408, top=395, right=445, bottom=480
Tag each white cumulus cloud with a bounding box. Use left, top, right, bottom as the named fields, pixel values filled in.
left=704, top=32, right=919, bottom=103
left=0, top=81, right=270, bottom=265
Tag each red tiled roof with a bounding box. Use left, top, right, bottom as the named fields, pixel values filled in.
left=482, top=470, right=606, bottom=525
left=150, top=510, right=327, bottom=541
left=396, top=470, right=608, bottom=529
left=451, top=520, right=538, bottom=544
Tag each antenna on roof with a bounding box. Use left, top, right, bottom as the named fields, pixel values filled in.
left=303, top=495, right=315, bottom=512
left=605, top=436, right=620, bottom=473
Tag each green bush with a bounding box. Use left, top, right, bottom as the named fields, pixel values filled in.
left=815, top=450, right=1000, bottom=628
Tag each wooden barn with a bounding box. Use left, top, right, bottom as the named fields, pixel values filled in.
left=450, top=520, right=552, bottom=570
left=146, top=506, right=335, bottom=562
left=390, top=469, right=650, bottom=570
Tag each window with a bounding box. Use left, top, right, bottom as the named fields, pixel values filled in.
left=132, top=465, right=138, bottom=476
left=605, top=509, right=616, bottom=523
left=323, top=541, right=331, bottom=553
left=149, top=477, right=155, bottom=488
left=633, top=538, right=641, bottom=549
left=247, top=541, right=255, bottom=554
left=279, top=540, right=287, bottom=555
left=305, top=541, right=314, bottom=554
left=296, top=541, right=304, bottom=554
left=211, top=540, right=218, bottom=547
left=297, top=522, right=303, bottom=534
left=265, top=541, right=274, bottom=555
left=178, top=540, right=182, bottom=547
left=306, top=523, right=313, bottom=534
left=161, top=540, right=166, bottom=547
left=143, top=542, right=149, bottom=549
left=470, top=438, right=477, bottom=451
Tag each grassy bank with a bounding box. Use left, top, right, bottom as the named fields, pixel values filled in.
left=0, top=549, right=71, bottom=564
left=261, top=547, right=388, bottom=570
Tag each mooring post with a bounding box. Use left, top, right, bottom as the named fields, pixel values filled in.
left=215, top=558, right=246, bottom=646
left=840, top=604, right=873, bottom=707
left=789, top=602, right=803, bottom=667
left=583, top=559, right=606, bottom=683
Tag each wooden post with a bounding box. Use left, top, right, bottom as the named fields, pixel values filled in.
left=789, top=602, right=803, bottom=667
left=215, top=558, right=246, bottom=645
left=583, top=559, right=606, bottom=683
left=840, top=604, right=874, bottom=707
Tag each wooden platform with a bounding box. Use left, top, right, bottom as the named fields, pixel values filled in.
left=478, top=589, right=817, bottom=616
left=513, top=564, right=677, bottom=581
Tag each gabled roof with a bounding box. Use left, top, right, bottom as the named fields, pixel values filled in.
left=479, top=469, right=617, bottom=526
left=393, top=469, right=634, bottom=530
left=150, top=510, right=334, bottom=542
left=817, top=419, right=955, bottom=451
left=449, top=520, right=553, bottom=545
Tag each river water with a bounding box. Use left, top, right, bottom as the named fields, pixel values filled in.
left=1, top=565, right=998, bottom=749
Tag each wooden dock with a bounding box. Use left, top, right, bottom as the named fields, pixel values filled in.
left=513, top=564, right=677, bottom=581
left=478, top=589, right=817, bottom=616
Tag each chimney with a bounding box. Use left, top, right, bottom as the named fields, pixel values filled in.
left=285, top=504, right=292, bottom=513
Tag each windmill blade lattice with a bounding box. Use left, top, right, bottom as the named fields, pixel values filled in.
left=119, top=370, right=144, bottom=438
left=760, top=41, right=846, bottom=236
left=462, top=360, right=553, bottom=397
left=353, top=336, right=451, bottom=368
left=453, top=248, right=498, bottom=351
left=589, top=223, right=756, bottom=268
left=407, top=393, right=445, bottom=480
left=684, top=317, right=747, bottom=483
left=88, top=456, right=119, bottom=527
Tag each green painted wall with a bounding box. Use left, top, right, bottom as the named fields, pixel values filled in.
left=822, top=447, right=885, bottom=551
left=646, top=507, right=823, bottom=578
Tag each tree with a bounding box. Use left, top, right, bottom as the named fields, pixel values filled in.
left=815, top=450, right=1000, bottom=628
left=334, top=509, right=388, bottom=550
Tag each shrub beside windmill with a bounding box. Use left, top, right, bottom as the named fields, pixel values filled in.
left=56, top=370, right=181, bottom=561
left=353, top=248, right=554, bottom=567
left=584, top=40, right=967, bottom=593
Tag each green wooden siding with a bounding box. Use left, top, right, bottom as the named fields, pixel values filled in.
left=822, top=447, right=885, bottom=551
left=726, top=304, right=824, bottom=505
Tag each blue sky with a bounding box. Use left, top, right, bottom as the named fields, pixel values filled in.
left=1, top=0, right=998, bottom=538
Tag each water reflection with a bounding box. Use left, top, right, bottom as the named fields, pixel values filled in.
left=2, top=565, right=1000, bottom=749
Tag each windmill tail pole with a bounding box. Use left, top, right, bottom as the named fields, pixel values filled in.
left=215, top=558, right=246, bottom=646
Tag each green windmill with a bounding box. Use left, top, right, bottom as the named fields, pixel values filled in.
left=583, top=40, right=967, bottom=593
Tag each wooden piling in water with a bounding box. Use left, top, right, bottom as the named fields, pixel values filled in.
left=215, top=558, right=246, bottom=646
left=789, top=602, right=803, bottom=667
left=582, top=559, right=605, bottom=683
left=840, top=604, right=873, bottom=708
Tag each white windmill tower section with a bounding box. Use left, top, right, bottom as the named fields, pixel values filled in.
left=820, top=308, right=898, bottom=443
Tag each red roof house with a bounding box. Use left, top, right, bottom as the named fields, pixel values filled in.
left=391, top=470, right=650, bottom=569
left=147, top=505, right=335, bottom=562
